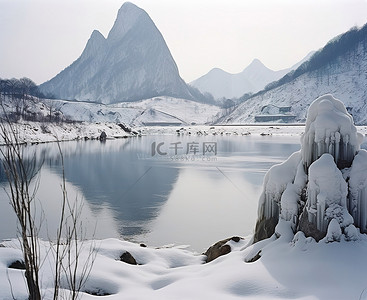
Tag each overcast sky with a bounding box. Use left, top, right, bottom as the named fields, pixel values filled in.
left=1, top=0, right=367, bottom=85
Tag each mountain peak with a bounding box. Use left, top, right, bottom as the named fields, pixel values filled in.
left=118, top=2, right=144, bottom=17
left=107, top=2, right=146, bottom=42
left=251, top=58, right=263, bottom=65
left=40, top=2, right=193, bottom=104
left=82, top=30, right=106, bottom=59
left=244, top=59, right=269, bottom=72
left=208, top=68, right=229, bottom=75
left=91, top=29, right=104, bottom=39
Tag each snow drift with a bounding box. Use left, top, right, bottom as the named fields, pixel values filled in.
left=254, top=94, right=366, bottom=242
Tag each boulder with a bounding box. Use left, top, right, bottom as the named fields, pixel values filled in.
left=8, top=260, right=26, bottom=269
left=120, top=251, right=137, bottom=265
left=203, top=236, right=241, bottom=263
left=99, top=131, right=107, bottom=141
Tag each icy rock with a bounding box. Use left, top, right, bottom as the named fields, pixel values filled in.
left=344, top=224, right=359, bottom=241
left=253, top=94, right=366, bottom=244
left=303, top=153, right=349, bottom=233
left=325, top=218, right=342, bottom=242
left=301, top=94, right=361, bottom=170
left=274, top=219, right=295, bottom=242
left=348, top=149, right=367, bottom=232
left=291, top=231, right=316, bottom=250
left=280, top=183, right=299, bottom=225
left=254, top=152, right=302, bottom=242
left=258, top=151, right=302, bottom=220
left=254, top=151, right=302, bottom=242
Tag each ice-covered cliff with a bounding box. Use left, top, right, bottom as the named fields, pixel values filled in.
left=40, top=2, right=193, bottom=104
left=254, top=94, right=366, bottom=243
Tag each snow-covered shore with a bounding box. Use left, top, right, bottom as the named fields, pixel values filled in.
left=0, top=122, right=306, bottom=145
left=1, top=121, right=366, bottom=146
left=0, top=121, right=134, bottom=145
left=138, top=124, right=367, bottom=139
left=2, top=234, right=367, bottom=300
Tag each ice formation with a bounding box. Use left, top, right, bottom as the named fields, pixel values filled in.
left=348, top=149, right=367, bottom=232
left=301, top=95, right=361, bottom=170
left=254, top=94, right=366, bottom=243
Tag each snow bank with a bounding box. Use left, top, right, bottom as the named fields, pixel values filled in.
left=0, top=121, right=133, bottom=145
left=3, top=236, right=367, bottom=299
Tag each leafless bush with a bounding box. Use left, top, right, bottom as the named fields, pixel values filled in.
left=1, top=107, right=97, bottom=299
left=52, top=142, right=97, bottom=300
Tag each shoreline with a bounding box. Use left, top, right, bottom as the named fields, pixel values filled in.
left=1, top=121, right=366, bottom=146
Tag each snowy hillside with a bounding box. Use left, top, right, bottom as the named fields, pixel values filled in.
left=190, top=53, right=314, bottom=100
left=42, top=96, right=221, bottom=126
left=40, top=3, right=193, bottom=104
left=0, top=94, right=221, bottom=136
left=222, top=24, right=367, bottom=124
left=116, top=97, right=221, bottom=125
left=55, top=97, right=217, bottom=126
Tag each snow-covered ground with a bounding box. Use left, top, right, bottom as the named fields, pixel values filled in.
left=2, top=233, right=367, bottom=299
left=116, top=97, right=221, bottom=125
left=0, top=121, right=133, bottom=145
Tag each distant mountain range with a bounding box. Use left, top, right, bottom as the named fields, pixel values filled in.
left=190, top=53, right=314, bottom=100
left=220, top=23, right=367, bottom=125
left=38, top=2, right=367, bottom=126
left=40, top=2, right=195, bottom=104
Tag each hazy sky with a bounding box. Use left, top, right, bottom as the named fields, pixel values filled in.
left=1, top=0, right=367, bottom=84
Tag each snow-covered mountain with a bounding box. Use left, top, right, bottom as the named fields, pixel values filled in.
left=190, top=53, right=314, bottom=100
left=39, top=96, right=221, bottom=126
left=40, top=2, right=193, bottom=104
left=221, top=24, right=367, bottom=125
left=1, top=88, right=220, bottom=127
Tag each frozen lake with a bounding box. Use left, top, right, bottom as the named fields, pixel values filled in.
left=0, top=134, right=301, bottom=252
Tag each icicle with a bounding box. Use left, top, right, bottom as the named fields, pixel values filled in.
left=335, top=132, right=340, bottom=162
left=357, top=189, right=362, bottom=230
left=361, top=188, right=366, bottom=233
left=316, top=193, right=327, bottom=232
left=344, top=134, right=349, bottom=162
left=347, top=149, right=367, bottom=233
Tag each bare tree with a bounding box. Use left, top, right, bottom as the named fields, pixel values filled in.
left=0, top=111, right=42, bottom=300
left=0, top=108, right=96, bottom=299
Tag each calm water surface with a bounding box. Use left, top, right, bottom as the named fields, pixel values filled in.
left=0, top=134, right=301, bottom=252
